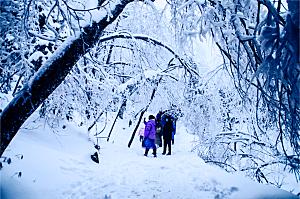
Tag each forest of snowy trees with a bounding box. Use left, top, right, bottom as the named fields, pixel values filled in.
left=0, top=0, right=299, bottom=193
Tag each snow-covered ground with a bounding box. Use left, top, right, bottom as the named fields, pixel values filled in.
left=1, top=113, right=298, bottom=199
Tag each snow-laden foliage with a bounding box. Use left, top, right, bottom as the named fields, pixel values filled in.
left=37, top=1, right=192, bottom=130
left=183, top=69, right=298, bottom=190
left=0, top=0, right=32, bottom=94
left=0, top=0, right=87, bottom=95
left=0, top=0, right=195, bottom=152
left=168, top=0, right=299, bottom=189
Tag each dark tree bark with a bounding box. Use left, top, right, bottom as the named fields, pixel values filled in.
left=106, top=99, right=127, bottom=142
left=0, top=0, right=134, bottom=156
left=128, top=77, right=162, bottom=148
left=127, top=108, right=147, bottom=148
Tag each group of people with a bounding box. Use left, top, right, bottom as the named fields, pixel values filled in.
left=138, top=110, right=177, bottom=157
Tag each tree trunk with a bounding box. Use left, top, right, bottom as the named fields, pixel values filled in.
left=128, top=79, right=161, bottom=148
left=0, top=0, right=134, bottom=157
left=106, top=99, right=127, bottom=142
left=127, top=108, right=147, bottom=148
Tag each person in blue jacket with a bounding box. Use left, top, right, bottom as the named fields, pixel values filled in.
left=143, top=115, right=157, bottom=157
left=171, top=117, right=176, bottom=145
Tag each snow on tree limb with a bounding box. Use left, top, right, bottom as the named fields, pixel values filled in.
left=98, top=32, right=200, bottom=76
left=0, top=0, right=135, bottom=157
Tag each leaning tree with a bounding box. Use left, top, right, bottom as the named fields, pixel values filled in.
left=0, top=0, right=197, bottom=156
left=0, top=0, right=149, bottom=156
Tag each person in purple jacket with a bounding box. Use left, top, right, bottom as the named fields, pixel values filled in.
left=143, top=115, right=157, bottom=157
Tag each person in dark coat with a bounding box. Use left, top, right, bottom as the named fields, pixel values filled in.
left=143, top=115, right=157, bottom=157
left=162, top=116, right=174, bottom=155
left=160, top=111, right=177, bottom=146
left=156, top=111, right=162, bottom=127
left=155, top=111, right=163, bottom=147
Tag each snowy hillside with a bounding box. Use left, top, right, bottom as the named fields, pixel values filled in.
left=1, top=113, right=298, bottom=199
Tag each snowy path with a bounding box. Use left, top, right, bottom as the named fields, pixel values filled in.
left=1, top=118, right=297, bottom=199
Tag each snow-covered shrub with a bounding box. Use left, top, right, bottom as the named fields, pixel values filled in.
left=170, top=0, right=299, bottom=191
left=183, top=68, right=298, bottom=191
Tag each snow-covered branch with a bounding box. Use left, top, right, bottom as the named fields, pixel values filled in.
left=98, top=32, right=200, bottom=76
left=0, top=0, right=135, bottom=157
